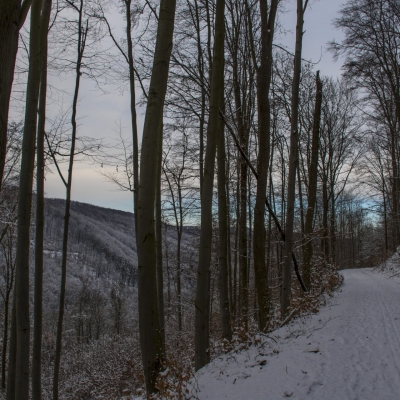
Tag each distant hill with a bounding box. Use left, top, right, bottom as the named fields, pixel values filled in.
left=41, top=198, right=199, bottom=310
left=42, top=199, right=138, bottom=310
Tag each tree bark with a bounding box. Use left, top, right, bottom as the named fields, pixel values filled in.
left=252, top=0, right=278, bottom=331
left=6, top=292, right=16, bottom=400
left=195, top=0, right=225, bottom=371
left=281, top=0, right=306, bottom=317
left=217, top=90, right=232, bottom=342
left=32, top=0, right=52, bottom=400
left=125, top=0, right=139, bottom=239
left=32, top=2, right=52, bottom=398
left=303, top=71, right=322, bottom=289
left=12, top=0, right=43, bottom=396
left=137, top=0, right=176, bottom=392
left=0, top=0, right=31, bottom=192
left=155, top=127, right=165, bottom=357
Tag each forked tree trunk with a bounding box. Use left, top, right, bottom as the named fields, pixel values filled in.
left=281, top=0, right=307, bottom=317
left=252, top=0, right=278, bottom=331
left=137, top=0, right=177, bottom=392
left=303, top=71, right=322, bottom=289
left=195, top=0, right=225, bottom=371
left=32, top=1, right=52, bottom=398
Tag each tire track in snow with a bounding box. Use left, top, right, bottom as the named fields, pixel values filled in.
left=358, top=270, right=400, bottom=376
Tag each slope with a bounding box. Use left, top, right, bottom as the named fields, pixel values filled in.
left=195, top=269, right=400, bottom=399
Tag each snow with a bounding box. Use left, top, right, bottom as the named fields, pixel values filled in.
left=377, top=247, right=400, bottom=278
left=195, top=269, right=400, bottom=399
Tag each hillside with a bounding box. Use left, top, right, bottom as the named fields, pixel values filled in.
left=41, top=198, right=199, bottom=311
left=41, top=199, right=138, bottom=310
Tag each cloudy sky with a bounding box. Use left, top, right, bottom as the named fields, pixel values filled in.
left=40, top=0, right=345, bottom=213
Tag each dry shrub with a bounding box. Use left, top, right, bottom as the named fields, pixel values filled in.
left=155, top=355, right=199, bottom=400
left=280, top=261, right=343, bottom=327
left=42, top=334, right=144, bottom=399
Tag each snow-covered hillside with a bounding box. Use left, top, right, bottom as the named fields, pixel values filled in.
left=41, top=198, right=198, bottom=310
left=41, top=199, right=138, bottom=310
left=376, top=247, right=400, bottom=278
left=194, top=269, right=400, bottom=399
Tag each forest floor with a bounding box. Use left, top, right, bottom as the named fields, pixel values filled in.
left=194, top=269, right=400, bottom=399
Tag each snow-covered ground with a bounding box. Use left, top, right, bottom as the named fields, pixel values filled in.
left=195, top=269, right=400, bottom=399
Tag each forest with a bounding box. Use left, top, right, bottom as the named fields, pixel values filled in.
left=0, top=0, right=399, bottom=398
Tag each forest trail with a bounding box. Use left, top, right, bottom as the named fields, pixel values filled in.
left=196, top=269, right=400, bottom=399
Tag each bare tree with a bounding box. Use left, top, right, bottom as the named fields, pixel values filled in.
left=136, top=0, right=177, bottom=393
left=282, top=0, right=309, bottom=317
left=303, top=71, right=322, bottom=289
left=195, top=0, right=225, bottom=371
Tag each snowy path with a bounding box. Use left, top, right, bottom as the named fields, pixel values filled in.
left=196, top=269, right=400, bottom=399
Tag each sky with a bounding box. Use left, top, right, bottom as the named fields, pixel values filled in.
left=39, top=0, right=346, bottom=213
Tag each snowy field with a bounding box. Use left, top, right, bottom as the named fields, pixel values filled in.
left=195, top=269, right=400, bottom=399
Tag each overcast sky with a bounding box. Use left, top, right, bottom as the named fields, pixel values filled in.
left=42, top=0, right=345, bottom=213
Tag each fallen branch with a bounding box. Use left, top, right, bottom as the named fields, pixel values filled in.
left=220, top=111, right=307, bottom=292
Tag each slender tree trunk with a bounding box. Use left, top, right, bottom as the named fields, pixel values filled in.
left=233, top=177, right=239, bottom=318
left=6, top=292, right=16, bottom=400
left=281, top=0, right=306, bottom=317
left=303, top=71, right=322, bottom=289
left=155, top=129, right=165, bottom=357
left=53, top=4, right=86, bottom=398
left=217, top=91, right=232, bottom=342
left=195, top=0, right=225, bottom=371
left=297, top=155, right=305, bottom=236
left=322, top=172, right=330, bottom=262
left=390, top=129, right=400, bottom=247
left=177, top=225, right=182, bottom=331
left=137, top=0, right=176, bottom=392
left=125, top=0, right=139, bottom=238
left=12, top=0, right=43, bottom=396
left=383, top=187, right=388, bottom=254
left=2, top=290, right=10, bottom=391
left=32, top=2, right=52, bottom=398
left=252, top=0, right=278, bottom=331
left=194, top=0, right=206, bottom=196
left=0, top=0, right=32, bottom=192
left=225, top=153, right=233, bottom=313
left=330, top=192, right=336, bottom=264
left=239, top=150, right=248, bottom=329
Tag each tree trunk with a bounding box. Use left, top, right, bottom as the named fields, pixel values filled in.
left=137, top=0, right=176, bottom=392
left=322, top=172, right=330, bottom=262
left=155, top=128, right=165, bottom=357
left=32, top=2, right=52, bottom=398
left=195, top=0, right=225, bottom=371
left=13, top=0, right=42, bottom=396
left=303, top=71, right=322, bottom=289
left=217, top=91, right=232, bottom=342
left=281, top=0, right=306, bottom=317
left=0, top=0, right=31, bottom=192
left=1, top=287, right=11, bottom=391
left=6, top=292, right=16, bottom=400
left=252, top=0, right=278, bottom=331
left=125, top=0, right=139, bottom=239
left=53, top=4, right=85, bottom=398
